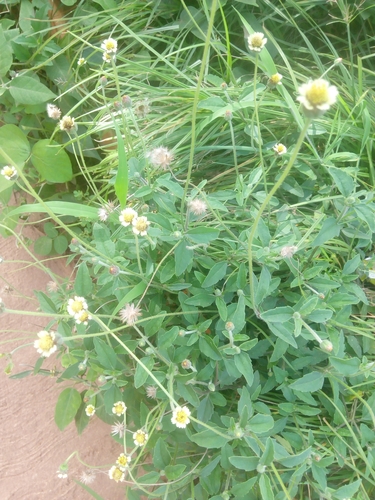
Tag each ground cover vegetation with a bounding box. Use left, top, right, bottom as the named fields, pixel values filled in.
left=1, top=0, right=375, bottom=498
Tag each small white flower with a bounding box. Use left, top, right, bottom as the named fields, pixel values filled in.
left=57, top=465, right=68, bottom=479
left=47, top=281, right=59, bottom=293
left=111, top=421, right=125, bottom=438
left=102, top=52, right=113, bottom=63
left=119, top=303, right=142, bottom=326
left=247, top=32, right=267, bottom=52
left=59, top=115, right=76, bottom=133
left=297, top=79, right=338, bottom=117
left=273, top=143, right=287, bottom=155
left=171, top=405, right=191, bottom=429
left=112, top=401, right=127, bottom=416
left=108, top=465, right=125, bottom=482
left=133, top=429, right=148, bottom=446
left=46, top=103, right=62, bottom=120
left=85, top=404, right=95, bottom=417
left=146, top=385, right=157, bottom=399
left=188, top=199, right=207, bottom=216
left=77, top=57, right=86, bottom=66
left=132, top=216, right=150, bottom=236
left=280, top=245, right=298, bottom=258
left=34, top=331, right=57, bottom=358
left=119, top=207, right=138, bottom=227
left=79, top=470, right=96, bottom=485
left=1, top=165, right=18, bottom=181
left=101, top=38, right=118, bottom=53
left=116, top=453, right=131, bottom=470
left=75, top=310, right=92, bottom=325
left=147, top=147, right=173, bottom=170
left=67, top=296, right=88, bottom=317
left=268, top=73, right=283, bottom=88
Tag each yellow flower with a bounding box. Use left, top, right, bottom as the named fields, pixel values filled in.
left=85, top=404, right=95, bottom=417
left=34, top=330, right=57, bottom=357
left=132, top=216, right=150, bottom=236
left=108, top=465, right=125, bottom=482
left=133, top=429, right=148, bottom=446
left=297, top=78, right=338, bottom=117
left=67, top=296, right=88, bottom=317
left=112, top=401, right=127, bottom=416
left=247, top=32, right=267, bottom=52
left=273, top=143, right=287, bottom=155
left=171, top=405, right=191, bottom=428
left=268, top=73, right=283, bottom=88
left=1, top=165, right=18, bottom=181
left=101, top=38, right=117, bottom=53
left=119, top=208, right=138, bottom=227
left=116, top=453, right=131, bottom=469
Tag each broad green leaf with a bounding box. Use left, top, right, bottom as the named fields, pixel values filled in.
left=175, top=239, right=194, bottom=276
left=93, top=0, right=118, bottom=9
left=103, top=385, right=123, bottom=415
left=0, top=124, right=30, bottom=167
left=268, top=322, right=298, bottom=348
left=75, top=262, right=93, bottom=296
left=144, top=312, right=166, bottom=336
left=330, top=357, right=360, bottom=376
left=0, top=26, right=12, bottom=78
left=259, top=437, right=274, bottom=466
left=153, top=438, right=171, bottom=469
left=186, top=226, right=220, bottom=244
left=31, top=140, right=73, bottom=183
left=229, top=456, right=259, bottom=471
left=10, top=75, right=56, bottom=104
left=328, top=167, right=354, bottom=197
left=261, top=306, right=294, bottom=323
left=277, top=447, right=312, bottom=468
left=6, top=202, right=99, bottom=220
left=190, top=428, right=231, bottom=448
left=199, top=336, right=222, bottom=360
left=230, top=477, right=258, bottom=496
left=113, top=121, right=128, bottom=208
left=254, top=266, right=271, bottom=306
left=248, top=414, right=274, bottom=434
left=234, top=351, right=254, bottom=386
left=134, top=356, right=155, bottom=388
left=354, top=204, right=375, bottom=232
left=55, top=388, right=82, bottom=430
left=289, top=372, right=324, bottom=393
left=34, top=236, right=52, bottom=256
left=93, top=338, right=118, bottom=371
left=164, top=464, right=187, bottom=481
left=342, top=254, right=361, bottom=275
left=312, top=217, right=341, bottom=247
left=184, top=293, right=215, bottom=307
left=35, top=291, right=57, bottom=313
left=306, top=309, right=333, bottom=323
left=54, top=235, right=68, bottom=254
left=332, top=479, right=361, bottom=500
left=74, top=399, right=90, bottom=435
left=202, top=262, right=227, bottom=288
left=215, top=296, right=227, bottom=321
left=259, top=474, right=274, bottom=500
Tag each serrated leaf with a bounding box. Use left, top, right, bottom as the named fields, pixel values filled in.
left=55, top=388, right=82, bottom=430
left=199, top=336, right=222, bottom=361
left=330, top=357, right=360, bottom=376
left=164, top=464, right=187, bottom=480
left=289, top=372, right=324, bottom=393
left=31, top=140, right=73, bottom=183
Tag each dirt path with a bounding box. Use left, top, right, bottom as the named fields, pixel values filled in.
left=0, top=226, right=124, bottom=499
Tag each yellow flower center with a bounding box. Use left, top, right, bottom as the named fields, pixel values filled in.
left=71, top=300, right=84, bottom=313
left=176, top=410, right=188, bottom=424
left=305, top=82, right=329, bottom=106
left=3, top=167, right=14, bottom=177
left=77, top=311, right=89, bottom=322
left=112, top=467, right=124, bottom=481
left=117, top=455, right=128, bottom=467
left=105, top=41, right=116, bottom=50
left=39, top=334, right=54, bottom=351
left=122, top=211, right=135, bottom=223
left=135, top=219, right=148, bottom=232
left=270, top=74, right=281, bottom=84
left=114, top=403, right=124, bottom=415
left=135, top=433, right=146, bottom=444
left=86, top=405, right=94, bottom=415
left=251, top=35, right=263, bottom=48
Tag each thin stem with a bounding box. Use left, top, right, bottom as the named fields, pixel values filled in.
left=248, top=118, right=312, bottom=309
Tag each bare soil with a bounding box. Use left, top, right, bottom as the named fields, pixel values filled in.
left=0, top=226, right=125, bottom=499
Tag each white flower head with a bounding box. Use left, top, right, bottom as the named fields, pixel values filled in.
left=111, top=421, right=125, bottom=438
left=134, top=99, right=151, bottom=118
left=98, top=201, right=116, bottom=222
left=112, top=401, right=127, bottom=416
left=101, top=38, right=118, bottom=54
left=280, top=245, right=298, bottom=258
left=59, top=115, right=76, bottom=133
left=268, top=73, right=283, bottom=88
left=1, top=165, right=18, bottom=181
left=108, top=465, right=125, bottom=482
left=188, top=199, right=207, bottom=216
left=116, top=453, right=131, bottom=470
left=171, top=405, right=191, bottom=429
left=146, top=385, right=157, bottom=399
left=247, top=32, right=267, bottom=52
left=46, top=103, right=62, bottom=120
left=85, top=404, right=95, bottom=417
left=297, top=79, right=338, bottom=117
left=273, top=143, right=287, bottom=156
left=133, top=429, right=148, bottom=446
left=132, top=216, right=150, bottom=236
left=34, top=330, right=57, bottom=358
left=102, top=52, right=114, bottom=63
left=75, top=310, right=92, bottom=325
left=79, top=469, right=96, bottom=485
left=119, top=207, right=138, bottom=227
left=77, top=57, right=86, bottom=66
left=119, top=303, right=142, bottom=326
left=67, top=296, right=88, bottom=317
left=147, top=147, right=174, bottom=170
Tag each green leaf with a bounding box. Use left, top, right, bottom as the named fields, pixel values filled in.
left=73, top=480, right=105, bottom=500
left=134, top=356, right=155, bottom=388
left=202, top=262, right=227, bottom=288
left=234, top=351, right=254, bottom=386
left=199, top=336, right=222, bottom=361
left=113, top=121, right=128, bottom=208
left=93, top=338, right=118, bottom=371
left=261, top=306, right=294, bottom=323
left=153, top=437, right=171, bottom=469
left=93, top=0, right=118, bottom=9
left=190, top=428, right=231, bottom=448
left=259, top=437, right=274, bottom=466
left=0, top=26, right=13, bottom=78
left=248, top=414, right=274, bottom=434
left=113, top=281, right=147, bottom=316
left=289, top=372, right=324, bottom=393
left=34, top=236, right=52, bottom=255
left=74, top=399, right=90, bottom=435
left=306, top=309, right=333, bottom=323
left=0, top=125, right=30, bottom=167
left=54, top=235, right=68, bottom=254
left=259, top=474, right=274, bottom=500
left=330, top=357, right=360, bottom=376
left=268, top=322, right=298, bottom=348
left=342, top=254, right=361, bottom=275
left=278, top=447, right=312, bottom=467
left=144, top=312, right=166, bottom=337
left=254, top=266, right=271, bottom=306
left=31, top=140, right=73, bottom=183
left=186, top=226, right=220, bottom=244
left=54, top=388, right=82, bottom=430
left=312, top=217, right=341, bottom=247
left=229, top=456, right=259, bottom=471
left=164, top=464, right=187, bottom=481
left=35, top=291, right=58, bottom=313
left=75, top=262, right=93, bottom=296
left=6, top=202, right=99, bottom=220
left=10, top=76, right=56, bottom=104
left=328, top=167, right=354, bottom=197
left=175, top=239, right=194, bottom=276
left=215, top=296, right=227, bottom=321
left=354, top=204, right=375, bottom=232
left=230, top=477, right=258, bottom=496
left=332, top=479, right=361, bottom=499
